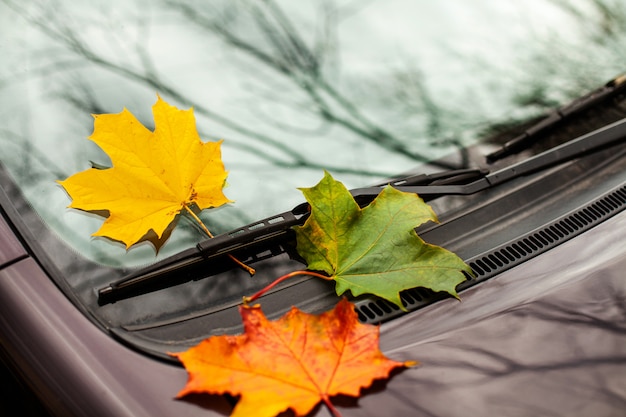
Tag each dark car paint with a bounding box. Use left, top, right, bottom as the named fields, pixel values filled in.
left=1, top=85, right=625, bottom=417
left=370, top=211, right=626, bottom=416
left=0, top=217, right=232, bottom=417
left=2, top=183, right=626, bottom=416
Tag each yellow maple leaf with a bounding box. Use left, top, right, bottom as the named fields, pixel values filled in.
left=58, top=96, right=232, bottom=250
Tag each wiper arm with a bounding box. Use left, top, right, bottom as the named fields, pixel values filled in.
left=98, top=117, right=626, bottom=304
left=97, top=202, right=311, bottom=304
left=97, top=168, right=486, bottom=304
left=486, top=74, right=626, bottom=163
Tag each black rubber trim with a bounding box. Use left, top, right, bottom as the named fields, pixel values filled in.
left=354, top=183, right=626, bottom=323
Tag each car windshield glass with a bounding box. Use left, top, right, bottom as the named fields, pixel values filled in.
left=1, top=0, right=625, bottom=268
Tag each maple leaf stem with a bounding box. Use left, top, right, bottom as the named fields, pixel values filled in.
left=243, top=270, right=331, bottom=304
left=183, top=205, right=256, bottom=275
left=323, top=396, right=343, bottom=417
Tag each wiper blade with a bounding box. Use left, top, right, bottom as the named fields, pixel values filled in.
left=97, top=168, right=486, bottom=304
left=486, top=74, right=626, bottom=163
left=97, top=202, right=310, bottom=304
left=98, top=118, right=626, bottom=304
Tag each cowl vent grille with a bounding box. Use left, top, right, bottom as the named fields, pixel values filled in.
left=354, top=184, right=626, bottom=324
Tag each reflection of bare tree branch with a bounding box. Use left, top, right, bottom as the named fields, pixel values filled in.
left=410, top=290, right=626, bottom=411
left=3, top=0, right=444, bottom=177
left=512, top=299, right=626, bottom=336
left=8, top=0, right=623, bottom=181
left=0, top=129, right=68, bottom=180
left=388, top=66, right=471, bottom=167
left=0, top=58, right=91, bottom=90
left=549, top=0, right=626, bottom=42
left=242, top=85, right=335, bottom=137
left=165, top=0, right=459, bottom=168
left=0, top=2, right=351, bottom=174
left=408, top=343, right=626, bottom=414
left=387, top=274, right=626, bottom=414
left=54, top=76, right=107, bottom=116
left=433, top=343, right=626, bottom=379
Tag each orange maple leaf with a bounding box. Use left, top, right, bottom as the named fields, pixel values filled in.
left=57, top=96, right=231, bottom=250
left=171, top=299, right=415, bottom=417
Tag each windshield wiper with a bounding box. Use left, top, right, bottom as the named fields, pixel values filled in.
left=486, top=74, right=626, bottom=163
left=97, top=168, right=485, bottom=304
left=98, top=117, right=626, bottom=304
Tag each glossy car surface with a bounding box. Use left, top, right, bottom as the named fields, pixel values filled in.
left=1, top=1, right=626, bottom=416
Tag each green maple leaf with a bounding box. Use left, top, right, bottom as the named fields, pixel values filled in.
left=294, top=171, right=471, bottom=310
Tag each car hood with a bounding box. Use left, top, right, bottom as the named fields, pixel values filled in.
left=353, top=209, right=626, bottom=416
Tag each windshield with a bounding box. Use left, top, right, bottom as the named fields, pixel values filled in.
left=1, top=1, right=625, bottom=267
